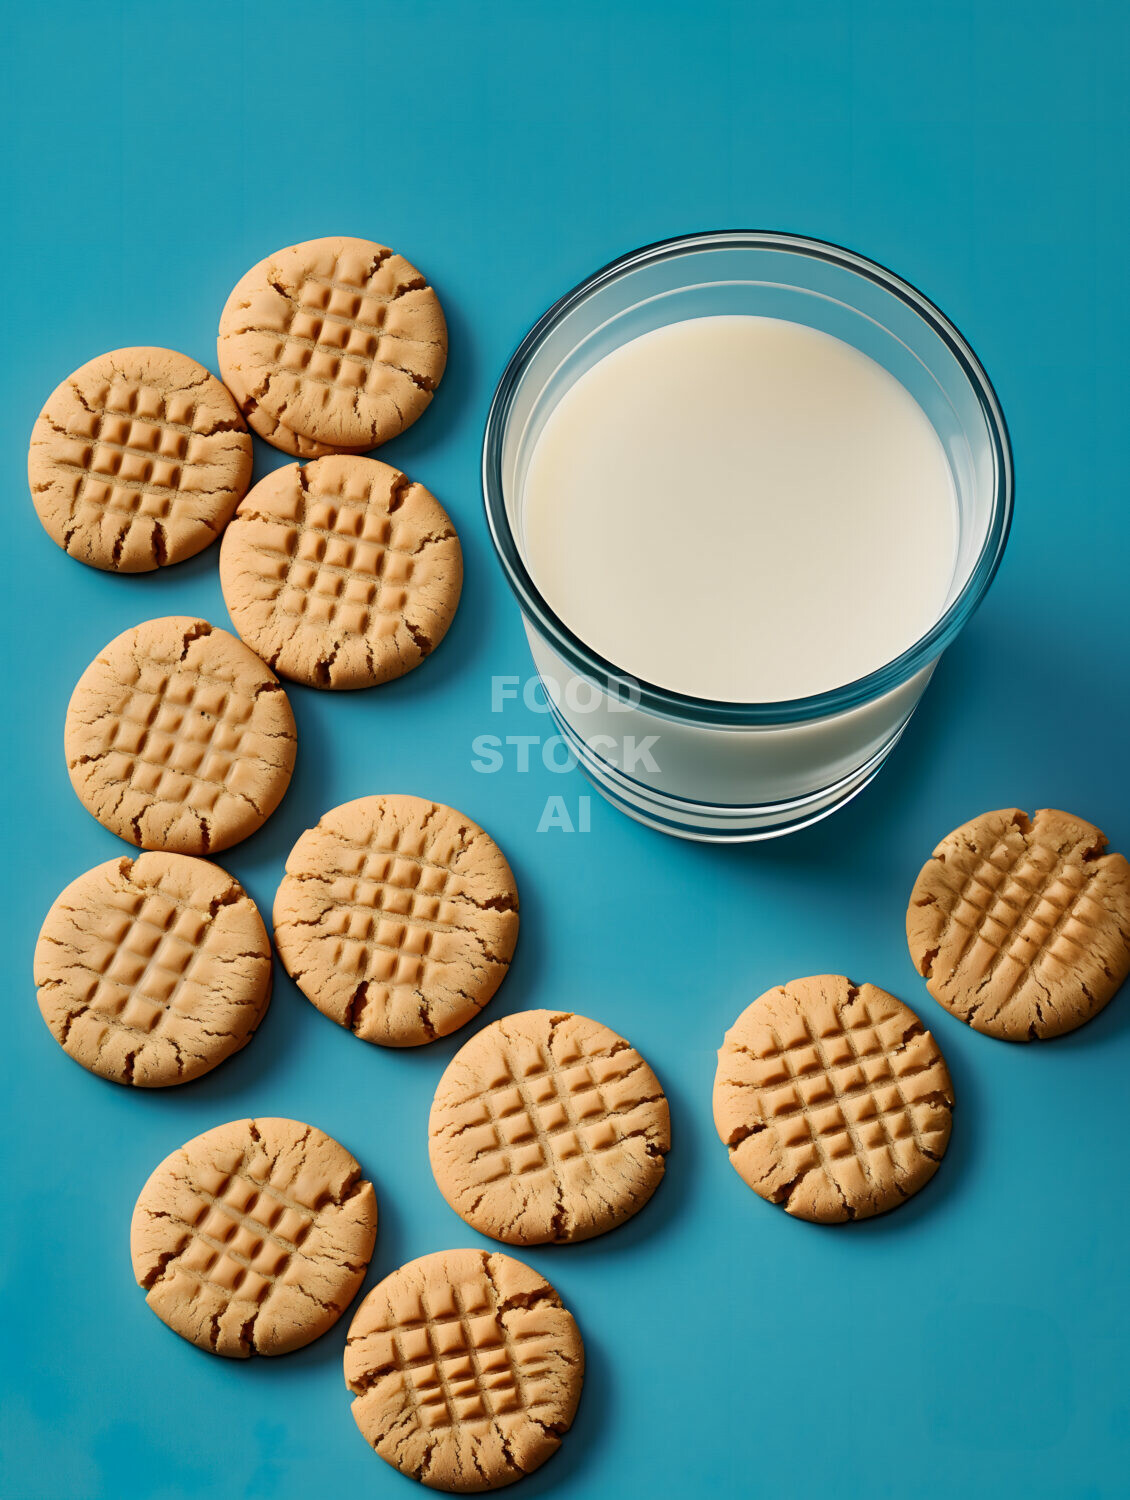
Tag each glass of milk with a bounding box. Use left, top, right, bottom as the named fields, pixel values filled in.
left=482, top=232, right=1012, bottom=841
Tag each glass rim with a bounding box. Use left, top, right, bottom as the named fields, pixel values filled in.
left=481, top=229, right=1014, bottom=727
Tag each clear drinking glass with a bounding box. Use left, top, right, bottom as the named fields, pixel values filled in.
left=482, top=232, right=1013, bottom=841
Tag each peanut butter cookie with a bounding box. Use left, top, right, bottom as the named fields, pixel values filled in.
left=429, top=1010, right=670, bottom=1244
left=907, top=807, right=1130, bottom=1040
left=29, top=347, right=251, bottom=571
left=35, top=853, right=271, bottom=1086
left=345, top=1249, right=582, bottom=1491
left=65, top=617, right=296, bottom=855
left=218, top=236, right=446, bottom=451
left=219, top=456, right=462, bottom=689
left=273, top=795, right=518, bottom=1047
left=713, top=975, right=953, bottom=1223
left=132, top=1117, right=377, bottom=1357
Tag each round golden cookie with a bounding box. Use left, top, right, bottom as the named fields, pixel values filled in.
left=34, top=853, right=271, bottom=1087
left=429, top=1010, right=670, bottom=1244
left=29, top=347, right=252, bottom=571
left=907, top=807, right=1130, bottom=1041
left=345, top=1249, right=583, bottom=1492
left=131, top=1117, right=377, bottom=1358
left=713, top=976, right=953, bottom=1224
left=222, top=360, right=369, bottom=458
left=65, top=616, right=297, bottom=856
left=273, top=795, right=518, bottom=1048
left=217, top=236, right=447, bottom=450
left=219, top=456, right=463, bottom=689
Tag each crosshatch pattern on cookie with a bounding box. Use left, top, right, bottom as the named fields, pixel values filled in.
left=99, top=666, right=261, bottom=812
left=345, top=1250, right=582, bottom=1488
left=50, top=389, right=219, bottom=519
left=241, top=264, right=427, bottom=391
left=465, top=1044, right=639, bottom=1183
left=322, top=830, right=490, bottom=988
left=66, top=620, right=296, bottom=854
left=745, top=1004, right=934, bottom=1168
left=932, top=833, right=1097, bottom=981
left=273, top=796, right=518, bottom=1047
left=220, top=458, right=461, bottom=688
left=715, top=978, right=953, bottom=1223
left=49, top=868, right=243, bottom=1033
left=907, top=808, right=1130, bottom=1040
left=318, top=837, right=487, bottom=988
left=156, top=1160, right=315, bottom=1307
left=367, top=1278, right=543, bottom=1433
left=79, top=883, right=217, bottom=1033
left=30, top=350, right=251, bottom=571
left=271, top=508, right=418, bottom=637
left=218, top=239, right=446, bottom=449
left=444, top=1033, right=661, bottom=1186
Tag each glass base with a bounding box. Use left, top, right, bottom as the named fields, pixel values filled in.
left=552, top=702, right=912, bottom=842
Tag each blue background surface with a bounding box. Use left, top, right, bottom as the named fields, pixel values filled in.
left=2, top=2, right=1128, bottom=1496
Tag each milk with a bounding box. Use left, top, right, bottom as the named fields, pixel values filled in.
left=520, top=316, right=957, bottom=703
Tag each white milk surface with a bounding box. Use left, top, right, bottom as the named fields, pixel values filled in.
left=521, top=315, right=958, bottom=703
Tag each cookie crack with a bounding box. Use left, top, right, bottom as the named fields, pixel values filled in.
left=343, top=981, right=370, bottom=1034
left=179, top=621, right=213, bottom=659
left=388, top=471, right=412, bottom=513
left=403, top=619, right=433, bottom=657
left=314, top=639, right=342, bottom=687
left=413, top=991, right=437, bottom=1042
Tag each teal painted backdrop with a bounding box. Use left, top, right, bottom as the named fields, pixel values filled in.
left=2, top=2, right=1128, bottom=1496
